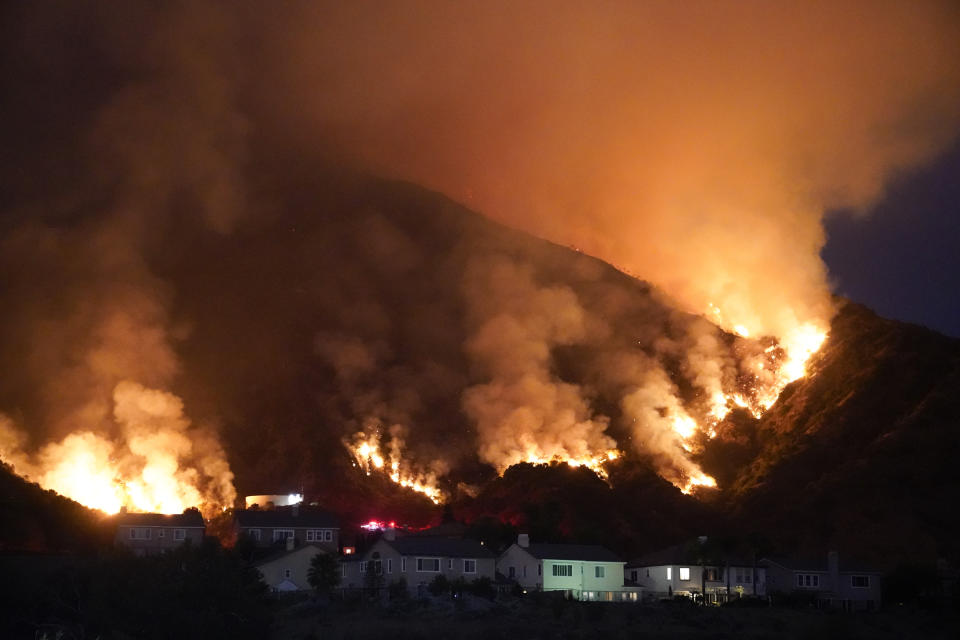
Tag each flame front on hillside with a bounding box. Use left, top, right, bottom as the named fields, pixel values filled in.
left=0, top=382, right=236, bottom=517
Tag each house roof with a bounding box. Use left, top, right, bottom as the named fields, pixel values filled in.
left=115, top=511, right=204, bottom=527
left=628, top=544, right=753, bottom=568
left=380, top=536, right=495, bottom=559
left=254, top=543, right=325, bottom=567
left=235, top=506, right=339, bottom=529
left=760, top=556, right=881, bottom=574
left=522, top=543, right=622, bottom=563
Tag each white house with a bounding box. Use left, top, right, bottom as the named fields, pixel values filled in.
left=255, top=543, right=326, bottom=592
left=761, top=551, right=881, bottom=610
left=627, top=543, right=765, bottom=603
left=497, top=535, right=639, bottom=602
left=340, top=530, right=496, bottom=596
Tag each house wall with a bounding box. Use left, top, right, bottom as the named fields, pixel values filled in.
left=236, top=525, right=338, bottom=552
left=496, top=545, right=626, bottom=598
left=257, top=545, right=325, bottom=591
left=343, top=539, right=496, bottom=594
left=631, top=564, right=766, bottom=599
left=115, top=525, right=204, bottom=555
left=835, top=572, right=882, bottom=610
left=497, top=544, right=543, bottom=589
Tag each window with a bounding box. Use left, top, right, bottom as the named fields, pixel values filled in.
left=508, top=566, right=515, bottom=578
left=735, top=570, right=744, bottom=582
left=797, top=574, right=820, bottom=588
left=464, top=559, right=477, bottom=573
left=341, top=565, right=346, bottom=578
left=522, top=565, right=527, bottom=578
left=448, top=558, right=453, bottom=570
left=387, top=559, right=393, bottom=574
left=851, top=575, right=870, bottom=588
left=679, top=567, right=690, bottom=581
left=360, top=562, right=367, bottom=575
left=538, top=564, right=541, bottom=576
left=284, top=569, right=291, bottom=579
left=128, top=527, right=151, bottom=540
left=630, top=570, right=637, bottom=581
left=174, top=529, right=185, bottom=541
left=371, top=560, right=382, bottom=575
left=646, top=569, right=650, bottom=578
left=417, top=558, right=440, bottom=572
left=158, top=529, right=165, bottom=538
left=595, top=566, right=605, bottom=578
left=324, top=530, right=333, bottom=542
left=273, top=529, right=294, bottom=542
left=306, top=530, right=315, bottom=542
left=401, top=558, right=406, bottom=572
left=248, top=529, right=261, bottom=541
left=552, top=564, right=573, bottom=577
left=666, top=567, right=672, bottom=580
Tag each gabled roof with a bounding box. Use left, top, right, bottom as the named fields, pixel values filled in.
left=116, top=511, right=204, bottom=527
left=235, top=506, right=339, bottom=528
left=522, top=543, right=622, bottom=563
left=380, top=537, right=495, bottom=559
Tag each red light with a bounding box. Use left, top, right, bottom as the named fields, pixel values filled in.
left=388, top=521, right=396, bottom=528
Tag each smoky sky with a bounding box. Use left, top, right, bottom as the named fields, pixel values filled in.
left=2, top=1, right=960, bottom=502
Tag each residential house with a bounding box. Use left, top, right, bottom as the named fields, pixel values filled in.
left=762, top=551, right=882, bottom=610
left=234, top=504, right=339, bottom=551
left=114, top=510, right=205, bottom=556
left=255, top=542, right=326, bottom=592
left=497, top=534, right=639, bottom=602
left=627, top=543, right=765, bottom=603
left=341, top=529, right=496, bottom=596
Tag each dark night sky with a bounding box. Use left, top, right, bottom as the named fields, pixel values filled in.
left=822, top=138, right=960, bottom=338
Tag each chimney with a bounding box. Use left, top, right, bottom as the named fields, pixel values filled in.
left=292, top=504, right=299, bottom=517
left=828, top=551, right=839, bottom=589
left=384, top=527, right=396, bottom=541
left=518, top=533, right=530, bottom=548
left=286, top=536, right=295, bottom=551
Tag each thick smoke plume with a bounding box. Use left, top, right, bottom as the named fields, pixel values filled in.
left=268, top=0, right=960, bottom=344
left=462, top=257, right=616, bottom=472
left=2, top=1, right=960, bottom=504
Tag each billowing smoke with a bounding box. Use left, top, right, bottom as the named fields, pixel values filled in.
left=461, top=256, right=616, bottom=472
left=2, top=1, right=959, bottom=504
left=0, top=1, right=242, bottom=514
left=265, top=0, right=960, bottom=345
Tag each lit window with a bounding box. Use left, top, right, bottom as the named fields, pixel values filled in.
left=464, top=559, right=476, bottom=573
left=595, top=566, right=605, bottom=578
left=679, top=568, right=690, bottom=581
left=551, top=564, right=573, bottom=577
left=667, top=567, right=672, bottom=580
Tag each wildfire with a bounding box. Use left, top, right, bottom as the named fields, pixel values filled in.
left=0, top=382, right=236, bottom=517
left=347, top=428, right=445, bottom=504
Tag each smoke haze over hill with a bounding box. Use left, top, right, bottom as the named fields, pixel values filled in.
left=1, top=1, right=960, bottom=516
